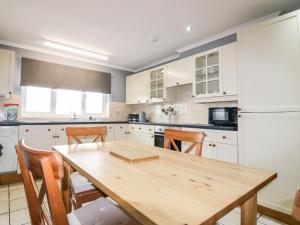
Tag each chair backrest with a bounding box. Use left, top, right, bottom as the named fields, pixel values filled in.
left=164, top=129, right=206, bottom=156
left=65, top=126, right=107, bottom=144
left=16, top=139, right=69, bottom=225
left=292, top=188, right=300, bottom=222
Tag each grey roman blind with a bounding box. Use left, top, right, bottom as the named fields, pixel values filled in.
left=21, top=58, right=111, bottom=94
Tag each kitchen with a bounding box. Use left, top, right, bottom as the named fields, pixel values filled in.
left=0, top=1, right=300, bottom=225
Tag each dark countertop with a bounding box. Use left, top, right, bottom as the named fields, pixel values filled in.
left=0, top=120, right=237, bottom=131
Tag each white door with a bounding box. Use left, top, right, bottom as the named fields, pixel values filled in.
left=238, top=14, right=300, bottom=112
left=214, top=143, right=238, bottom=164
left=126, top=74, right=138, bottom=104
left=222, top=42, right=237, bottom=96
left=0, top=49, right=14, bottom=96
left=238, top=112, right=300, bottom=213
left=0, top=136, right=18, bottom=173
left=166, top=56, right=194, bottom=87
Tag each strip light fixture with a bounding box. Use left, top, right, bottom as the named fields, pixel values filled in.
left=44, top=40, right=109, bottom=61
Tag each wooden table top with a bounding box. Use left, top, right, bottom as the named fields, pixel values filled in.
left=53, top=141, right=276, bottom=225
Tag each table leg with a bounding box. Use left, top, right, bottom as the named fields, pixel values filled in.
left=61, top=160, right=71, bottom=213
left=241, top=194, right=257, bottom=225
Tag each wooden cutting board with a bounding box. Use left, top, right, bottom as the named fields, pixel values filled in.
left=109, top=147, right=159, bottom=163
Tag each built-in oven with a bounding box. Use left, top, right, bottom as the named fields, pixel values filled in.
left=154, top=126, right=181, bottom=151
left=209, top=107, right=238, bottom=127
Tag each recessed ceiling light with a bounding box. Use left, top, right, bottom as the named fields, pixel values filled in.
left=44, top=40, right=109, bottom=61
left=186, top=26, right=192, bottom=32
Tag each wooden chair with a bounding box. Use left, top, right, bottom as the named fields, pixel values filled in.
left=65, top=127, right=107, bottom=209
left=292, top=188, right=300, bottom=222
left=164, top=129, right=206, bottom=156
left=16, top=139, right=140, bottom=225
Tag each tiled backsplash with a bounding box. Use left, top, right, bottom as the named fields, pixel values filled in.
left=130, top=84, right=237, bottom=124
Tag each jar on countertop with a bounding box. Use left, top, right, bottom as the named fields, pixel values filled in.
left=3, top=103, right=19, bottom=121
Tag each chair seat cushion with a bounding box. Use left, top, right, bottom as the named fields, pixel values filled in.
left=70, top=172, right=96, bottom=193
left=67, top=197, right=140, bottom=225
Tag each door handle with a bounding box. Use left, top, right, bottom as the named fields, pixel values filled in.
left=0, top=144, right=3, bottom=157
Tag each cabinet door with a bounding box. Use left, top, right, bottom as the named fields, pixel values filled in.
left=214, top=143, right=238, bottom=164
left=201, top=142, right=215, bottom=159
left=222, top=42, right=237, bottom=96
left=149, top=67, right=166, bottom=102
left=166, top=56, right=194, bottom=87
left=20, top=125, right=56, bottom=149
left=238, top=14, right=300, bottom=112
left=126, top=74, right=139, bottom=104
left=0, top=49, right=15, bottom=96
left=138, top=71, right=149, bottom=103
left=129, top=132, right=154, bottom=146
left=194, top=48, right=223, bottom=98
left=115, top=131, right=128, bottom=141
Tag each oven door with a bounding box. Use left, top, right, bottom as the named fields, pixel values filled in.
left=154, top=133, right=181, bottom=151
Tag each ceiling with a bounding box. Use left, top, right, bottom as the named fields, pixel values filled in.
left=0, top=0, right=299, bottom=71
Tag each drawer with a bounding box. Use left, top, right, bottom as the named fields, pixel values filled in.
left=115, top=124, right=128, bottom=132
left=181, top=127, right=216, bottom=142
left=129, top=124, right=154, bottom=134
left=214, top=131, right=237, bottom=145
left=20, top=125, right=56, bottom=136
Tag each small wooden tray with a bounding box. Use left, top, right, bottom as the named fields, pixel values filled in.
left=109, top=148, right=159, bottom=163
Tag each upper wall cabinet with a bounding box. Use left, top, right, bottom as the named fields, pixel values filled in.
left=126, top=70, right=149, bottom=104
left=165, top=56, right=194, bottom=87
left=193, top=43, right=238, bottom=103
left=0, top=49, right=15, bottom=97
left=149, top=67, right=166, bottom=103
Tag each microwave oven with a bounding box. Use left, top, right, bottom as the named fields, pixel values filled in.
left=208, top=107, right=238, bottom=127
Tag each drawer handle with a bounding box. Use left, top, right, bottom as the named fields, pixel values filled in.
left=26, top=129, right=29, bottom=132
left=139, top=128, right=142, bottom=130
left=132, top=127, right=134, bottom=129
left=209, top=144, right=212, bottom=147
left=56, top=136, right=59, bottom=138
left=0, top=144, right=3, bottom=157
left=149, top=128, right=151, bottom=131
left=120, top=126, right=123, bottom=129
left=48, top=129, right=51, bottom=132
left=53, top=136, right=56, bottom=138
left=61, top=128, right=64, bottom=131
left=222, top=136, right=226, bottom=139
left=212, top=144, right=216, bottom=147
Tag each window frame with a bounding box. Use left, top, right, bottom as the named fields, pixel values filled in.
left=21, top=86, right=110, bottom=119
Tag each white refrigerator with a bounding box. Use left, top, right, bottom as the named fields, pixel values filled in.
left=237, top=10, right=300, bottom=213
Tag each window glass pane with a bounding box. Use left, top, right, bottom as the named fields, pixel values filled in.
left=25, top=86, right=51, bottom=112
left=56, top=89, right=82, bottom=114
left=85, top=92, right=104, bottom=113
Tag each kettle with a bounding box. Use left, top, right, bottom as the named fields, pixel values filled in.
left=138, top=111, right=148, bottom=123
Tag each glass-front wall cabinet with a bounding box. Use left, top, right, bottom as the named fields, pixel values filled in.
left=149, top=68, right=165, bottom=102
left=194, top=48, right=222, bottom=97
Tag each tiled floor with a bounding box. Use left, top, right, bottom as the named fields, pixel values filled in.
left=0, top=181, right=287, bottom=225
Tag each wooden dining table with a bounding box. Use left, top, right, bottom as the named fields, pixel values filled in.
left=53, top=140, right=276, bottom=225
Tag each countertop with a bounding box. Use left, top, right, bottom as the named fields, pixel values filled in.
left=0, top=120, right=237, bottom=131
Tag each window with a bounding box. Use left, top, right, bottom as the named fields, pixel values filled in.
left=24, top=86, right=51, bottom=113
left=56, top=89, right=82, bottom=115
left=21, top=86, right=110, bottom=118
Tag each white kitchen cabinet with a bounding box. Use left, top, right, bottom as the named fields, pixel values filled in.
left=238, top=13, right=300, bottom=112
left=0, top=48, right=15, bottom=97
left=114, top=124, right=129, bottom=141
left=181, top=127, right=238, bottom=163
left=19, top=125, right=56, bottom=150
left=222, top=42, right=238, bottom=96
left=214, top=143, right=238, bottom=163
left=166, top=56, right=194, bottom=87
left=128, top=124, right=154, bottom=146
left=149, top=67, right=166, bottom=103
left=193, top=47, right=223, bottom=98
left=126, top=71, right=149, bottom=104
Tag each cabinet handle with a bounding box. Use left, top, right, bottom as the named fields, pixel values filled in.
left=238, top=114, right=241, bottom=118
left=48, top=129, right=51, bottom=132
left=222, top=136, right=226, bottom=139
left=151, top=135, right=154, bottom=138
left=8, top=91, right=12, bottom=95
left=223, top=91, right=227, bottom=95
left=26, top=129, right=29, bottom=132
left=176, top=82, right=179, bottom=86
left=61, top=128, right=64, bottom=131
left=209, top=144, right=212, bottom=147
left=192, top=95, right=195, bottom=98
left=120, top=126, right=123, bottom=129
left=132, top=127, right=134, bottom=129
left=56, top=136, right=59, bottom=138
left=53, top=136, right=56, bottom=138
left=139, top=127, right=142, bottom=130
left=212, top=144, right=216, bottom=147
left=125, top=131, right=127, bottom=134
left=128, top=131, right=130, bottom=134
left=149, top=128, right=151, bottom=131
left=238, top=108, right=242, bottom=111
left=146, top=100, right=149, bottom=103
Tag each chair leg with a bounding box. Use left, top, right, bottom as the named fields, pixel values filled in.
left=75, top=196, right=83, bottom=209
